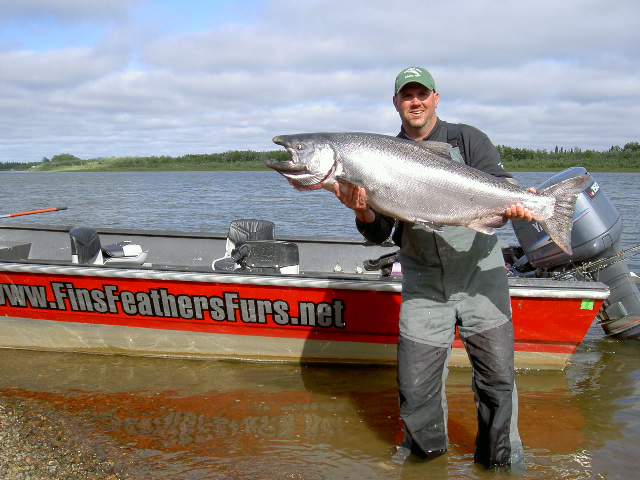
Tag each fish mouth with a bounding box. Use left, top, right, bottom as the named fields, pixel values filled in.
left=267, top=135, right=304, bottom=173
left=264, top=158, right=306, bottom=174
left=265, top=159, right=335, bottom=191
left=268, top=135, right=336, bottom=191
left=272, top=136, right=288, bottom=147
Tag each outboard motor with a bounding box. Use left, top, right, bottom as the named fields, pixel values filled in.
left=512, top=166, right=640, bottom=338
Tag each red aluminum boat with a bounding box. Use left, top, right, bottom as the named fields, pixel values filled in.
left=0, top=221, right=609, bottom=370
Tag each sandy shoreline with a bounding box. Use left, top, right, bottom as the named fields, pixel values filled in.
left=0, top=395, right=155, bottom=480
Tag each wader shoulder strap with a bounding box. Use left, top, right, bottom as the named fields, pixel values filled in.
left=446, top=123, right=466, bottom=164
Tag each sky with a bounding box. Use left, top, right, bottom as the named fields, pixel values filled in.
left=1, top=0, right=639, bottom=163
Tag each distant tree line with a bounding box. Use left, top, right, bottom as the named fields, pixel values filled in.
left=2, top=141, right=639, bottom=172
left=0, top=150, right=291, bottom=172
left=496, top=141, right=640, bottom=171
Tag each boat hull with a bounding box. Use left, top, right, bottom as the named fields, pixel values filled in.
left=0, top=260, right=608, bottom=370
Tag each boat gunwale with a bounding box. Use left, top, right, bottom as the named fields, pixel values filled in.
left=0, top=222, right=611, bottom=299
left=0, top=259, right=610, bottom=299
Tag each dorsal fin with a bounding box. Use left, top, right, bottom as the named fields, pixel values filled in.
left=412, top=141, right=452, bottom=159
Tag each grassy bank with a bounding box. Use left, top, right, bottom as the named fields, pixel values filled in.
left=497, top=143, right=640, bottom=172
left=2, top=142, right=640, bottom=172
left=20, top=150, right=290, bottom=172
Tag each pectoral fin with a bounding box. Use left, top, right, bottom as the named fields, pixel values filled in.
left=414, top=219, right=444, bottom=232
left=336, top=175, right=365, bottom=188
left=465, top=215, right=508, bottom=235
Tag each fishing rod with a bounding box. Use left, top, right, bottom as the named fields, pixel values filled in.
left=0, top=206, right=68, bottom=219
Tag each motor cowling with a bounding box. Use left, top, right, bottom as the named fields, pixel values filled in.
left=512, top=167, right=640, bottom=338
left=513, top=167, right=622, bottom=268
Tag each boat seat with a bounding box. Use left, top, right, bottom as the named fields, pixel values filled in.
left=236, top=240, right=299, bottom=274
left=213, top=219, right=275, bottom=271
left=226, top=219, right=276, bottom=253
left=69, top=227, right=148, bottom=266
left=213, top=219, right=298, bottom=273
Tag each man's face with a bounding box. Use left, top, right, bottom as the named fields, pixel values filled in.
left=393, top=83, right=439, bottom=135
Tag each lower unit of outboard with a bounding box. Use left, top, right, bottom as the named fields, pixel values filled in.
left=512, top=166, right=640, bottom=338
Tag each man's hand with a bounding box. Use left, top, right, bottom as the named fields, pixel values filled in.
left=504, top=188, right=536, bottom=222
left=333, top=181, right=376, bottom=223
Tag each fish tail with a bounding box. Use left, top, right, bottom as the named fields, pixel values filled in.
left=535, top=175, right=590, bottom=255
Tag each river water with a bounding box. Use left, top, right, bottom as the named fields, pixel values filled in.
left=1, top=170, right=639, bottom=479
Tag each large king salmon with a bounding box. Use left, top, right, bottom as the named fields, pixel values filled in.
left=266, top=132, right=589, bottom=255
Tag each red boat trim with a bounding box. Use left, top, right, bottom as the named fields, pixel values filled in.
left=0, top=261, right=609, bottom=370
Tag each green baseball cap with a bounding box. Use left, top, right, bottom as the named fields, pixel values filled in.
left=394, top=67, right=436, bottom=94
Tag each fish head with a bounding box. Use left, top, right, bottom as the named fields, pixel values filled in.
left=266, top=133, right=338, bottom=191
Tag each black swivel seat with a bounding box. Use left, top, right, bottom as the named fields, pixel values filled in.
left=212, top=219, right=299, bottom=274
left=69, top=227, right=148, bottom=265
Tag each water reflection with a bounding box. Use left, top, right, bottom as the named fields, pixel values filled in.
left=564, top=336, right=640, bottom=479
left=4, top=335, right=637, bottom=480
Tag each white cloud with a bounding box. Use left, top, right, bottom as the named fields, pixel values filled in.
left=0, top=48, right=128, bottom=86
left=1, top=0, right=639, bottom=163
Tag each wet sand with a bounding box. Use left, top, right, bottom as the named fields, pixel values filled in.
left=0, top=395, right=155, bottom=480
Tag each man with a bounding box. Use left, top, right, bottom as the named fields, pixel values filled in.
left=334, top=66, right=528, bottom=468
